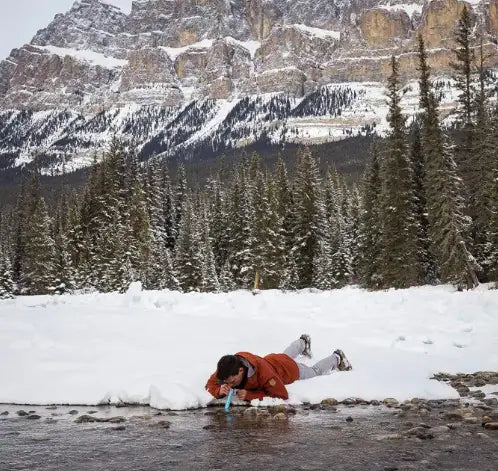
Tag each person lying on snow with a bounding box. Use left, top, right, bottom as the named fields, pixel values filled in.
left=205, top=335, right=352, bottom=402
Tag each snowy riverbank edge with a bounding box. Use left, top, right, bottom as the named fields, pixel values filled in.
left=1, top=283, right=497, bottom=410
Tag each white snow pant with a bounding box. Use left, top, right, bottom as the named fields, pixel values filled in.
left=283, top=339, right=338, bottom=380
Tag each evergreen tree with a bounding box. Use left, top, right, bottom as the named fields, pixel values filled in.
left=293, top=147, right=325, bottom=288
left=175, top=196, right=203, bottom=291
left=410, top=125, right=437, bottom=283
left=198, top=203, right=220, bottom=292
left=418, top=35, right=479, bottom=288
left=378, top=56, right=422, bottom=288
left=359, top=142, right=383, bottom=289
left=450, top=6, right=476, bottom=212
left=22, top=196, right=57, bottom=294
left=0, top=251, right=14, bottom=299
left=470, top=38, right=494, bottom=276
left=227, top=165, right=256, bottom=288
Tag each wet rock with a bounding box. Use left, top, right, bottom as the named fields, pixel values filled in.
left=16, top=410, right=29, bottom=416
left=87, top=410, right=98, bottom=414
left=167, top=412, right=178, bottom=416
left=370, top=400, right=381, bottom=406
left=383, top=398, right=399, bottom=407
left=243, top=407, right=258, bottom=418
left=444, top=411, right=464, bottom=421
left=28, top=410, right=36, bottom=414
left=257, top=410, right=271, bottom=418
left=68, top=410, right=79, bottom=415
left=268, top=405, right=287, bottom=414
left=204, top=411, right=217, bottom=416
left=483, top=422, right=498, bottom=430
left=150, top=420, right=171, bottom=429
left=483, top=398, right=498, bottom=407
left=471, top=390, right=486, bottom=399
left=154, top=412, right=164, bottom=416
left=384, top=466, right=399, bottom=471
left=27, top=415, right=41, bottom=420
left=321, top=398, right=338, bottom=406
left=341, top=398, right=356, bottom=406
left=75, top=414, right=99, bottom=423
left=45, top=418, right=57, bottom=424
left=430, top=425, right=451, bottom=435
left=1, top=411, right=8, bottom=416
left=45, top=406, right=57, bottom=410
left=463, top=417, right=479, bottom=424
left=112, top=425, right=126, bottom=431
left=476, top=432, right=490, bottom=439
left=108, top=416, right=126, bottom=424
left=203, top=424, right=216, bottom=430
left=404, top=426, right=429, bottom=436
left=272, top=412, right=287, bottom=421
left=345, top=416, right=353, bottom=422
left=416, top=431, right=434, bottom=440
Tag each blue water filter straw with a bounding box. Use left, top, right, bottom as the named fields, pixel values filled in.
left=225, top=388, right=235, bottom=412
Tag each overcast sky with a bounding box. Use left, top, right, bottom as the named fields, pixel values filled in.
left=0, top=0, right=132, bottom=60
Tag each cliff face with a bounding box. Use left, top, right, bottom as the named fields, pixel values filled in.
left=0, top=0, right=496, bottom=173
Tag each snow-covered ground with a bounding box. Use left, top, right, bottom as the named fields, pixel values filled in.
left=1, top=284, right=497, bottom=410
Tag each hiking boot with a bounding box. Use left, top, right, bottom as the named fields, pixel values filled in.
left=334, top=349, right=352, bottom=371
left=300, top=334, right=313, bottom=359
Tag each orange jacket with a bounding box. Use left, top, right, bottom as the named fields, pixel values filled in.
left=205, top=351, right=299, bottom=401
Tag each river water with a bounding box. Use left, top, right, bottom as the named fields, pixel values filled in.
left=0, top=403, right=497, bottom=470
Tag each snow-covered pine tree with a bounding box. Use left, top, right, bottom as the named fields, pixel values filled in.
left=252, top=172, right=285, bottom=289
left=359, top=142, right=383, bottom=289
left=174, top=164, right=187, bottom=248
left=175, top=195, right=203, bottom=291
left=330, top=188, right=355, bottom=288
left=144, top=158, right=168, bottom=289
left=209, top=177, right=229, bottom=273
left=486, top=107, right=498, bottom=284
left=0, top=250, right=14, bottom=298
left=22, top=195, right=57, bottom=294
left=348, top=184, right=362, bottom=281
left=378, top=56, right=422, bottom=289
left=160, top=161, right=176, bottom=251
left=198, top=202, right=220, bottom=292
left=410, top=125, right=437, bottom=284
left=470, top=38, right=495, bottom=277
left=275, top=156, right=296, bottom=288
left=450, top=6, right=477, bottom=221
left=226, top=164, right=256, bottom=288
left=52, top=192, right=75, bottom=294
left=418, top=35, right=480, bottom=289
left=293, top=147, right=326, bottom=288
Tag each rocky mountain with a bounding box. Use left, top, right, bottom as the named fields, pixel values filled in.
left=0, top=0, right=497, bottom=173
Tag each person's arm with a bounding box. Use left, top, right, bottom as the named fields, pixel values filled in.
left=242, top=376, right=289, bottom=401
left=205, top=371, right=224, bottom=399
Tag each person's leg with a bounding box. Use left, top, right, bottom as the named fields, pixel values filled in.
left=283, top=338, right=306, bottom=359
left=296, top=353, right=339, bottom=380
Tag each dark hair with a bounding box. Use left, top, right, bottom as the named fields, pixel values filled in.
left=216, top=355, right=243, bottom=381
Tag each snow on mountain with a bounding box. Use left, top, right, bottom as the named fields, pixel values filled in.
left=35, top=45, right=128, bottom=69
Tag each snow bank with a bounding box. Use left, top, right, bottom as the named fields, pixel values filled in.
left=1, top=284, right=497, bottom=410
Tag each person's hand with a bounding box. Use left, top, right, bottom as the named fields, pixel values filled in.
left=219, top=384, right=230, bottom=397
left=236, top=389, right=247, bottom=400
